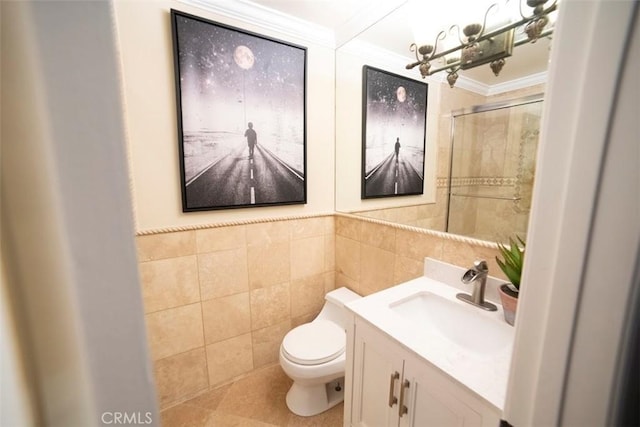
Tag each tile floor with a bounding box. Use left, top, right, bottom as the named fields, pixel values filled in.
left=160, top=364, right=344, bottom=426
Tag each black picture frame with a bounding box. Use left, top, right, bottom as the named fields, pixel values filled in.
left=361, top=65, right=428, bottom=199
left=171, top=10, right=307, bottom=212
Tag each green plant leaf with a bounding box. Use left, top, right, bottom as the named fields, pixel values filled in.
left=496, top=236, right=525, bottom=290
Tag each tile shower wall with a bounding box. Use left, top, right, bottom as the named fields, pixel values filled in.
left=136, top=216, right=336, bottom=409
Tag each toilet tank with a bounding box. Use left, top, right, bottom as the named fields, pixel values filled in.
left=316, top=287, right=361, bottom=329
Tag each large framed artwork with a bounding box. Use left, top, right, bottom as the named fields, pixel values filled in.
left=361, top=65, right=428, bottom=199
left=171, top=10, right=307, bottom=211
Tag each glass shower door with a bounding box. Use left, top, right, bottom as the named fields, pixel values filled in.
left=446, top=96, right=543, bottom=242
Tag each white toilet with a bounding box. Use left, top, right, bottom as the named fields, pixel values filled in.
left=279, top=287, right=361, bottom=417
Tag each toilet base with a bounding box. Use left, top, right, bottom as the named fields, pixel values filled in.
left=285, top=377, right=345, bottom=417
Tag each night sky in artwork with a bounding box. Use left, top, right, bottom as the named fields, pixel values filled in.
left=366, top=69, right=426, bottom=118
left=174, top=15, right=305, bottom=135
left=364, top=67, right=427, bottom=173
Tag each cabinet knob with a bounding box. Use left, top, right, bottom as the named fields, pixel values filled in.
left=388, top=371, right=400, bottom=407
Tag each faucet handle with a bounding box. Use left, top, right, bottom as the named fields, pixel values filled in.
left=474, top=260, right=488, bottom=272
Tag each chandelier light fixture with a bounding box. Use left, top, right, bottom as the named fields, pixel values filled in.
left=406, top=0, right=559, bottom=87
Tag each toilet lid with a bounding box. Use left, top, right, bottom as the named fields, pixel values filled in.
left=282, top=320, right=345, bottom=366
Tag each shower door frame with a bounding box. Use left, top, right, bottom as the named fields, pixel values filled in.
left=445, top=93, right=545, bottom=236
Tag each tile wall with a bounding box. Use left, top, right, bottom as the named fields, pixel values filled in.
left=334, top=215, right=506, bottom=297
left=135, top=213, right=506, bottom=410
left=136, top=216, right=335, bottom=409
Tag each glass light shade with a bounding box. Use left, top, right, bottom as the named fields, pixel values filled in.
left=407, top=0, right=440, bottom=47
left=442, top=34, right=461, bottom=63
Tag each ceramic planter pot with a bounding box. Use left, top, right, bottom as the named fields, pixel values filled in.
left=498, top=284, right=519, bottom=326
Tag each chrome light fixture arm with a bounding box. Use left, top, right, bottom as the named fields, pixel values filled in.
left=405, top=0, right=558, bottom=86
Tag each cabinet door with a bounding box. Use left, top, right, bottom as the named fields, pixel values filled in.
left=350, top=318, right=405, bottom=427
left=400, top=355, right=498, bottom=427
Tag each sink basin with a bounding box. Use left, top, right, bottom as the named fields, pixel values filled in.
left=389, top=291, right=512, bottom=354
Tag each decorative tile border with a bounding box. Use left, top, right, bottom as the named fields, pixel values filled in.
left=437, top=176, right=517, bottom=188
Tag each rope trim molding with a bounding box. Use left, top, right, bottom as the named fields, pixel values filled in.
left=136, top=212, right=335, bottom=236
left=334, top=212, right=499, bottom=249
left=136, top=212, right=498, bottom=249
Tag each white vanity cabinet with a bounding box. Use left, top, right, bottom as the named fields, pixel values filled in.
left=345, top=316, right=501, bottom=427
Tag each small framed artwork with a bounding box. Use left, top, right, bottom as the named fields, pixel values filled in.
left=361, top=65, right=428, bottom=199
left=171, top=10, right=307, bottom=211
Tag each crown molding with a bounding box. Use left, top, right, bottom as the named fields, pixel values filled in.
left=453, top=76, right=491, bottom=96
left=486, top=71, right=548, bottom=96
left=176, top=0, right=335, bottom=47
left=427, top=70, right=547, bottom=97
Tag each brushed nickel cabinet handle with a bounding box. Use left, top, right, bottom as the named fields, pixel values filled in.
left=388, top=371, right=400, bottom=407
left=398, top=379, right=410, bottom=417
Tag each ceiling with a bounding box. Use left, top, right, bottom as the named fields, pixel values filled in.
left=249, top=0, right=371, bottom=30
left=247, top=0, right=553, bottom=87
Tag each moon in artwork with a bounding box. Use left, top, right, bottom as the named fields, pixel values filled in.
left=396, top=86, right=407, bottom=102
left=234, top=45, right=255, bottom=70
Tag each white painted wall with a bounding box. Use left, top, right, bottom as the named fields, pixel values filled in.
left=114, top=0, right=336, bottom=231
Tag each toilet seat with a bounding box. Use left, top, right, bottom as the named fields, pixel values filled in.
left=282, top=320, right=345, bottom=366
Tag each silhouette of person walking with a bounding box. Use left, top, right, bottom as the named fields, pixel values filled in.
left=245, top=122, right=257, bottom=158
left=394, top=137, right=401, bottom=159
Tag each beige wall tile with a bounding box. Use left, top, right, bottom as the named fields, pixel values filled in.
left=136, top=231, right=195, bottom=262
left=335, top=235, right=360, bottom=282
left=487, top=83, right=544, bottom=103
left=290, top=236, right=325, bottom=280
left=247, top=241, right=290, bottom=289
left=395, top=229, right=443, bottom=262
left=395, top=206, right=420, bottom=224
left=245, top=221, right=290, bottom=247
left=291, top=312, right=316, bottom=328
left=324, top=234, right=335, bottom=272
left=202, top=293, right=251, bottom=344
left=154, top=348, right=208, bottom=408
left=323, top=215, right=335, bottom=235
left=198, top=248, right=248, bottom=300
left=206, top=334, right=253, bottom=387
left=251, top=320, right=291, bottom=368
left=360, top=222, right=396, bottom=252
left=290, top=274, right=325, bottom=319
left=441, top=240, right=504, bottom=281
left=140, top=255, right=199, bottom=313
left=146, top=303, right=204, bottom=360
left=335, top=216, right=361, bottom=240
left=323, top=271, right=336, bottom=295
left=360, top=244, right=395, bottom=296
left=394, top=255, right=425, bottom=285
left=196, top=226, right=246, bottom=254
left=290, top=217, right=325, bottom=240
left=335, top=272, right=360, bottom=296
left=250, top=283, right=290, bottom=330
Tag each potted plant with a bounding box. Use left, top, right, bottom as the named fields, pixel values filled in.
left=495, top=236, right=525, bottom=326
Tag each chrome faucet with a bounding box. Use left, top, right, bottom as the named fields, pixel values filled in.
left=456, top=260, right=497, bottom=311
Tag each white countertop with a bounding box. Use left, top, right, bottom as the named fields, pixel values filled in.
left=345, top=274, right=514, bottom=410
